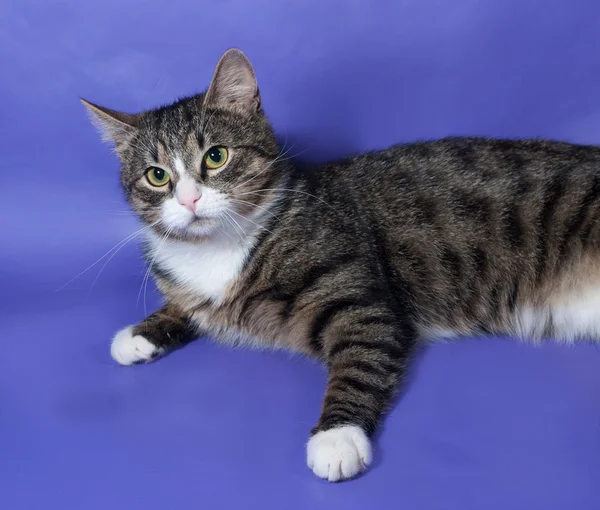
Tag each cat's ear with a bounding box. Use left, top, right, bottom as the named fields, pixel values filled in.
left=81, top=99, right=139, bottom=150
left=204, top=48, right=261, bottom=112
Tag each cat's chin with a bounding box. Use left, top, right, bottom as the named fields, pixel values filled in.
left=170, top=217, right=222, bottom=241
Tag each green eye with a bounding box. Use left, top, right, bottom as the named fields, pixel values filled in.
left=145, top=167, right=170, bottom=187
left=203, top=146, right=229, bottom=170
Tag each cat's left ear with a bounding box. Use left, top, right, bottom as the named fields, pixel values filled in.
left=204, top=48, right=261, bottom=112
left=81, top=99, right=140, bottom=151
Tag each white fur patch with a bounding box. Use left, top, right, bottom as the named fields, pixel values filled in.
left=194, top=187, right=231, bottom=219
left=161, top=186, right=238, bottom=235
left=111, top=326, right=162, bottom=365
left=417, top=324, right=459, bottom=341
left=551, top=284, right=600, bottom=342
left=173, top=156, right=186, bottom=177
left=514, top=283, right=600, bottom=343
left=513, top=306, right=551, bottom=341
left=161, top=197, right=196, bottom=230
left=146, top=229, right=255, bottom=302
left=306, top=425, right=372, bottom=482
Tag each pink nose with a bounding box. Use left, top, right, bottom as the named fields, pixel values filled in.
left=178, top=193, right=201, bottom=213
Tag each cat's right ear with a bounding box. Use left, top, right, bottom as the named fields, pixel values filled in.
left=204, top=48, right=261, bottom=112
left=81, top=99, right=139, bottom=153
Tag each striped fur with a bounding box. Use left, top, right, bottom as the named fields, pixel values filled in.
left=85, top=49, right=600, bottom=481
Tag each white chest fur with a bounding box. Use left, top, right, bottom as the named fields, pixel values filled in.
left=145, top=230, right=254, bottom=302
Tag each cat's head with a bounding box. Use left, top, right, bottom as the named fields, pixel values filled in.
left=83, top=49, right=282, bottom=241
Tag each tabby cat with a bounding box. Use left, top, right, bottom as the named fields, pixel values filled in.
left=83, top=48, right=600, bottom=482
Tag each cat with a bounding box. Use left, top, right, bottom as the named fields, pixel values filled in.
left=83, top=48, right=600, bottom=482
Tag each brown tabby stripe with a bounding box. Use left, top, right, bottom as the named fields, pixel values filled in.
left=132, top=304, right=196, bottom=353
left=535, top=171, right=571, bottom=281
left=86, top=51, right=600, bottom=451
left=314, top=320, right=416, bottom=435
left=239, top=252, right=359, bottom=321
left=309, top=296, right=381, bottom=353
left=558, top=175, right=600, bottom=259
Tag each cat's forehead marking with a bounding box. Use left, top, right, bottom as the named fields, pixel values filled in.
left=173, top=155, right=186, bottom=177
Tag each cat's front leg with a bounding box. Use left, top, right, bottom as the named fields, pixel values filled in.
left=307, top=313, right=416, bottom=482
left=111, top=304, right=196, bottom=365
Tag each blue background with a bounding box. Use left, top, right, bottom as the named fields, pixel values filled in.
left=2, top=0, right=600, bottom=508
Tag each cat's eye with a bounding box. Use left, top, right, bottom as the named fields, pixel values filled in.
left=145, top=167, right=171, bottom=187
left=203, top=146, right=229, bottom=170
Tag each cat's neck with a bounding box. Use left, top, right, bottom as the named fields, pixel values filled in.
left=145, top=223, right=257, bottom=302
left=144, top=186, right=286, bottom=303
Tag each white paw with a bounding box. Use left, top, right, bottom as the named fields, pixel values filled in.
left=110, top=326, right=162, bottom=366
left=306, top=425, right=372, bottom=482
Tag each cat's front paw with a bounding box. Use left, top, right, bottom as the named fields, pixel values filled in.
left=306, top=425, right=372, bottom=482
left=111, top=326, right=163, bottom=366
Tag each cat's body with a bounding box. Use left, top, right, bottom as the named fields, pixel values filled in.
left=153, top=137, right=600, bottom=346
left=85, top=49, right=600, bottom=482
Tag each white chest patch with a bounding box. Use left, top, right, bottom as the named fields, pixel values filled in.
left=146, top=231, right=255, bottom=302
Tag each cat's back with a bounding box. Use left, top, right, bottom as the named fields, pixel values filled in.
left=306, top=137, right=600, bottom=336
left=311, top=137, right=600, bottom=230
left=329, top=136, right=600, bottom=189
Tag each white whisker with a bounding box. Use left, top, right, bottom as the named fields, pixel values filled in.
left=56, top=221, right=158, bottom=292
left=138, top=226, right=173, bottom=316
left=87, top=223, right=158, bottom=297
left=227, top=208, right=303, bottom=251
left=231, top=144, right=307, bottom=192
left=231, top=144, right=289, bottom=191
left=223, top=210, right=247, bottom=242
left=214, top=219, right=235, bottom=242
left=237, top=188, right=336, bottom=211
left=220, top=214, right=243, bottom=243
left=228, top=198, right=282, bottom=222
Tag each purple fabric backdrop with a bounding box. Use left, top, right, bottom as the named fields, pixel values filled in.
left=2, top=0, right=600, bottom=508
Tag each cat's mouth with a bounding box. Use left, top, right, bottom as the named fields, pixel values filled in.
left=191, top=211, right=223, bottom=224
left=176, top=215, right=220, bottom=238
left=158, top=201, right=229, bottom=239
